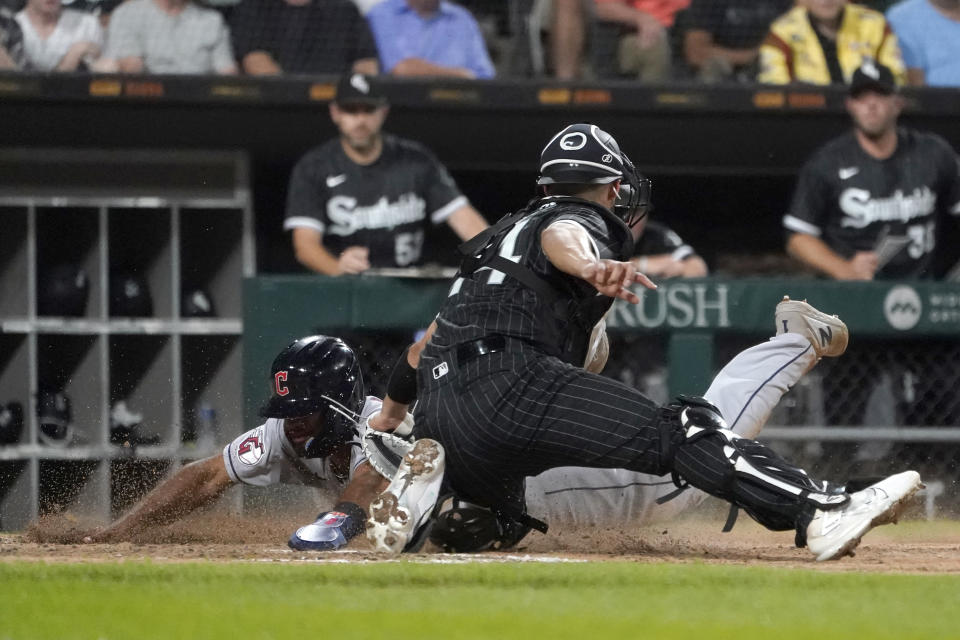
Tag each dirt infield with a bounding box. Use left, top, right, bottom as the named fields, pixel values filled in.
left=4, top=513, right=960, bottom=573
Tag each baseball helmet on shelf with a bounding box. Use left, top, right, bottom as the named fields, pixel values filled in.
left=37, top=389, right=73, bottom=446
left=110, top=271, right=153, bottom=317
left=181, top=288, right=216, bottom=318
left=259, top=335, right=365, bottom=458
left=38, top=264, right=89, bottom=317
left=537, top=123, right=648, bottom=227
left=0, top=401, right=24, bottom=446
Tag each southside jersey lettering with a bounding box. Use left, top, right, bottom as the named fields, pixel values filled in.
left=285, top=134, right=467, bottom=268
left=784, top=128, right=960, bottom=278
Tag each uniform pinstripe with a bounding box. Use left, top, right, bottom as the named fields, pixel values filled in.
left=415, top=197, right=824, bottom=532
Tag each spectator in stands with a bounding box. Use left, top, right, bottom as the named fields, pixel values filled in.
left=783, top=61, right=960, bottom=280
left=683, top=0, right=792, bottom=82
left=285, top=73, right=488, bottom=275
left=886, top=0, right=960, bottom=87
left=0, top=5, right=25, bottom=69
left=229, top=0, right=378, bottom=76
left=105, top=0, right=237, bottom=74
left=366, top=0, right=494, bottom=79
left=758, top=0, right=905, bottom=85
left=592, top=0, right=690, bottom=81
left=15, top=0, right=104, bottom=71
left=549, top=0, right=591, bottom=80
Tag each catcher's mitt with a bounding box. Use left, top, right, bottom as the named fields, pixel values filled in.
left=362, top=428, right=415, bottom=480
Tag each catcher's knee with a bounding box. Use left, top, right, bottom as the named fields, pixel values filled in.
left=662, top=395, right=847, bottom=513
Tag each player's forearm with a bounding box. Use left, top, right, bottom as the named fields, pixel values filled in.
left=293, top=242, right=342, bottom=275
left=337, top=462, right=389, bottom=507
left=542, top=222, right=597, bottom=280
left=447, top=205, right=489, bottom=242
left=786, top=233, right=852, bottom=279
left=98, top=457, right=233, bottom=541
left=682, top=256, right=709, bottom=277
left=374, top=321, right=436, bottom=431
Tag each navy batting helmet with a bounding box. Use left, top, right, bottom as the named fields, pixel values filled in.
left=260, top=335, right=365, bottom=457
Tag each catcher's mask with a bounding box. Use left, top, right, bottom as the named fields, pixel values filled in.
left=260, top=335, right=365, bottom=458
left=537, top=122, right=649, bottom=227
left=428, top=499, right=534, bottom=553
left=614, top=180, right=652, bottom=227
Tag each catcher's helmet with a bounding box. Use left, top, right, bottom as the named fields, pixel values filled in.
left=259, top=335, right=365, bottom=457
left=538, top=123, right=648, bottom=226
left=110, top=272, right=153, bottom=317
left=38, top=264, right=89, bottom=317
left=537, top=123, right=625, bottom=186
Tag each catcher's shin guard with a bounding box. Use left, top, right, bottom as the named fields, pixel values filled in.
left=366, top=438, right=445, bottom=553
left=664, top=396, right=847, bottom=536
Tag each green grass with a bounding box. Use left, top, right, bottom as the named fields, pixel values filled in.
left=2, top=561, right=958, bottom=640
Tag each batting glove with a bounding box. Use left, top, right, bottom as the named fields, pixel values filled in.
left=288, top=501, right=365, bottom=551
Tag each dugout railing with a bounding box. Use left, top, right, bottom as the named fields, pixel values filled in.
left=244, top=275, right=960, bottom=513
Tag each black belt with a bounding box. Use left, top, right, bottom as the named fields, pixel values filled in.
left=455, top=335, right=507, bottom=364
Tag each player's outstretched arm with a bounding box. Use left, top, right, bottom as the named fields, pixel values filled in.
left=84, top=455, right=234, bottom=543
left=288, top=461, right=389, bottom=551
left=368, top=320, right=436, bottom=433
left=541, top=221, right=656, bottom=303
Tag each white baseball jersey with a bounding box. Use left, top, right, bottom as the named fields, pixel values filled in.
left=222, top=396, right=382, bottom=488
left=524, top=333, right=817, bottom=525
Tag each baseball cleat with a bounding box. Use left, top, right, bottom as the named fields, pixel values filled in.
left=366, top=438, right=445, bottom=554
left=806, top=470, right=922, bottom=562
left=776, top=296, right=849, bottom=358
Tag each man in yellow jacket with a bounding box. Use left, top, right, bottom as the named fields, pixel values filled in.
left=758, top=0, right=905, bottom=85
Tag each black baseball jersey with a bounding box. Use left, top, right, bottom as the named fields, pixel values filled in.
left=229, top=0, right=377, bottom=74
left=635, top=221, right=697, bottom=261
left=785, top=128, right=960, bottom=279
left=429, top=197, right=633, bottom=365
left=284, top=134, right=467, bottom=268
left=686, top=0, right=792, bottom=50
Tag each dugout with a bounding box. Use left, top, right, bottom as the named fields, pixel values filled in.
left=2, top=73, right=960, bottom=527
left=2, top=73, right=960, bottom=273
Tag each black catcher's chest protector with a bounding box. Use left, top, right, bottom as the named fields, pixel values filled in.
left=455, top=196, right=633, bottom=365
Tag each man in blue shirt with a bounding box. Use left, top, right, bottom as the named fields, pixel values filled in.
left=887, top=0, right=960, bottom=87
left=367, top=0, right=495, bottom=79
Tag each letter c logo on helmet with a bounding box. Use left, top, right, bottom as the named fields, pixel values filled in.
left=559, top=132, right=587, bottom=151
left=275, top=371, right=289, bottom=396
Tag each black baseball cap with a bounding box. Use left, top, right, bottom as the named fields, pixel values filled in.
left=849, top=61, right=897, bottom=97
left=334, top=73, right=387, bottom=107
